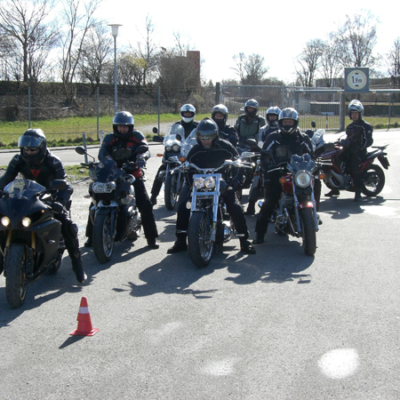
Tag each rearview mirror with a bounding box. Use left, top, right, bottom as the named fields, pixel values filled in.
left=75, top=146, right=86, bottom=155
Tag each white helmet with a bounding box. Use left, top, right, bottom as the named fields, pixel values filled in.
left=180, top=104, right=196, bottom=123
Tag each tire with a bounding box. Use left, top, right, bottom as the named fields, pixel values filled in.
left=93, top=212, right=115, bottom=263
left=299, top=208, right=316, bottom=256
left=188, top=212, right=214, bottom=268
left=5, top=245, right=28, bottom=309
left=164, top=173, right=178, bottom=210
left=361, top=164, right=385, bottom=197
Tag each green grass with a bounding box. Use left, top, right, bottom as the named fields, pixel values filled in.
left=0, top=113, right=210, bottom=148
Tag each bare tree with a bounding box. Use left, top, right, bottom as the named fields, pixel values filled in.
left=59, top=0, right=102, bottom=102
left=78, top=24, right=112, bottom=93
left=133, top=15, right=159, bottom=87
left=232, top=53, right=269, bottom=85
left=319, top=41, right=342, bottom=87
left=386, top=38, right=400, bottom=85
left=295, top=39, right=325, bottom=87
left=0, top=0, right=58, bottom=82
left=332, top=11, right=379, bottom=69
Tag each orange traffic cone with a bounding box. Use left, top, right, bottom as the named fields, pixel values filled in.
left=70, top=296, right=99, bottom=336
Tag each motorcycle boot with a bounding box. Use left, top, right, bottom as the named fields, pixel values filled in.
left=150, top=195, right=157, bottom=206
left=244, top=200, right=256, bottom=215
left=71, top=250, right=87, bottom=284
left=253, top=233, right=265, bottom=245
left=240, top=237, right=256, bottom=254
left=84, top=237, right=92, bottom=248
left=325, top=188, right=340, bottom=197
left=354, top=191, right=362, bottom=202
left=167, top=233, right=187, bottom=254
left=147, top=238, right=160, bottom=249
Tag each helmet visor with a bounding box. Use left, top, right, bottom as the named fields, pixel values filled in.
left=18, top=135, right=45, bottom=149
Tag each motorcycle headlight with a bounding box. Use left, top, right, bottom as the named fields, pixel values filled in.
left=295, top=170, right=312, bottom=188
left=22, top=217, right=31, bottom=227
left=172, top=144, right=180, bottom=152
left=93, top=182, right=117, bottom=193
left=166, top=145, right=172, bottom=152
left=1, top=216, right=10, bottom=227
left=204, top=177, right=216, bottom=189
left=193, top=177, right=205, bottom=189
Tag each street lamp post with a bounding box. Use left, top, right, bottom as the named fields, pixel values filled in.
left=108, top=24, right=122, bottom=114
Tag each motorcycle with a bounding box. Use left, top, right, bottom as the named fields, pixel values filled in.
left=154, top=125, right=186, bottom=210
left=170, top=152, right=254, bottom=268
left=259, top=152, right=322, bottom=256
left=75, top=146, right=142, bottom=264
left=236, top=139, right=261, bottom=189
left=0, top=178, right=67, bottom=308
left=311, top=129, right=390, bottom=196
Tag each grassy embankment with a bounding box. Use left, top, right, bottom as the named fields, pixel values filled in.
left=0, top=113, right=210, bottom=148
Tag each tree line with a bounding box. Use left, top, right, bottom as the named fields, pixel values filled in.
left=0, top=2, right=399, bottom=103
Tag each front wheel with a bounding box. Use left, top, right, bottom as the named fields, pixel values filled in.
left=5, top=245, right=28, bottom=309
left=93, top=212, right=115, bottom=263
left=361, top=164, right=385, bottom=197
left=188, top=212, right=214, bottom=268
left=299, top=208, right=316, bottom=256
left=164, top=173, right=178, bottom=210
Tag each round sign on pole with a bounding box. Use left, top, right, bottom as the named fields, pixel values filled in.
left=344, top=68, right=370, bottom=93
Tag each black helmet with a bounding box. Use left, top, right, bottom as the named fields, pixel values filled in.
left=195, top=118, right=219, bottom=147
left=266, top=106, right=281, bottom=127
left=113, top=111, right=134, bottom=138
left=211, top=104, right=229, bottom=130
left=278, top=108, right=299, bottom=135
left=180, top=104, right=196, bottom=123
left=245, top=99, right=259, bottom=118
left=18, top=129, right=47, bottom=166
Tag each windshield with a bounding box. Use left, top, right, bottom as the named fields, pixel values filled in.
left=164, top=124, right=185, bottom=145
left=311, top=129, right=325, bottom=151
left=89, top=158, right=124, bottom=182
left=4, top=179, right=46, bottom=199
left=181, top=129, right=198, bottom=158
left=287, top=154, right=316, bottom=173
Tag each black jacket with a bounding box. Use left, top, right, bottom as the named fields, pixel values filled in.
left=0, top=150, right=73, bottom=205
left=345, top=119, right=373, bottom=152
left=174, top=120, right=199, bottom=140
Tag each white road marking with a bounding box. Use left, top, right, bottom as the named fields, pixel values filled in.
left=318, top=348, right=359, bottom=379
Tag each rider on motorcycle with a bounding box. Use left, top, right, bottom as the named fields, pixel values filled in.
left=0, top=129, right=87, bottom=283
left=259, top=106, right=281, bottom=143
left=84, top=111, right=159, bottom=249
left=167, top=118, right=256, bottom=255
left=325, top=100, right=373, bottom=201
left=150, top=104, right=198, bottom=205
left=211, top=104, right=238, bottom=147
left=253, top=108, right=320, bottom=244
left=244, top=106, right=282, bottom=215
left=235, top=99, right=266, bottom=143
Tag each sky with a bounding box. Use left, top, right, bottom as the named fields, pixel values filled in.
left=98, top=0, right=399, bottom=84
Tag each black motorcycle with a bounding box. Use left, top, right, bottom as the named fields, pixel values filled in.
left=236, top=139, right=261, bottom=190
left=76, top=146, right=142, bottom=264
left=0, top=178, right=67, bottom=308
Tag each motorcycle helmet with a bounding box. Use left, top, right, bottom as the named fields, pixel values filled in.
left=348, top=99, right=364, bottom=119
left=180, top=104, right=196, bottom=123
left=266, top=106, right=281, bottom=127
left=211, top=104, right=229, bottom=130
left=18, top=129, right=47, bottom=166
left=195, top=118, right=219, bottom=148
left=113, top=111, right=134, bottom=138
left=244, top=99, right=259, bottom=118
left=278, top=108, right=299, bottom=135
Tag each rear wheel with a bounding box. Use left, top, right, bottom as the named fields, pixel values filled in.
left=188, top=212, right=214, bottom=268
left=299, top=208, right=316, bottom=256
left=361, top=164, right=385, bottom=197
left=5, top=245, right=28, bottom=309
left=93, top=213, right=115, bottom=263
left=164, top=174, right=178, bottom=210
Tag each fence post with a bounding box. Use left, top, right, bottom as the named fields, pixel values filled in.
left=215, top=82, right=221, bottom=104
left=28, top=87, right=31, bottom=128
left=158, top=86, right=161, bottom=134
left=82, top=132, right=88, bottom=164
left=339, top=92, right=346, bottom=131
left=97, top=87, right=100, bottom=139
left=99, top=130, right=104, bottom=145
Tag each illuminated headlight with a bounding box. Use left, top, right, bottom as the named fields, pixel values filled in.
left=22, top=217, right=31, bottom=227
left=172, top=144, right=180, bottom=152
left=93, top=182, right=117, bottom=193
left=204, top=177, right=216, bottom=189
left=1, top=216, right=10, bottom=227
left=193, top=177, right=205, bottom=189
left=166, top=145, right=172, bottom=152
left=295, top=170, right=312, bottom=188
